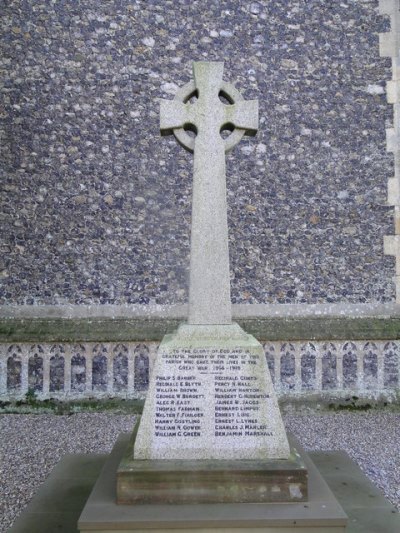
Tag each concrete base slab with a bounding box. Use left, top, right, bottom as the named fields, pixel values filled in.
left=310, top=451, right=400, bottom=533
left=9, top=434, right=400, bottom=533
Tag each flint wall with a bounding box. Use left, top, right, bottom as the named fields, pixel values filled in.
left=0, top=0, right=395, bottom=306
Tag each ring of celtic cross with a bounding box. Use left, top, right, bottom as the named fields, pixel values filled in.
left=170, top=80, right=248, bottom=154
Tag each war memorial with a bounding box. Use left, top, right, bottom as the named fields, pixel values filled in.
left=1, top=1, right=400, bottom=532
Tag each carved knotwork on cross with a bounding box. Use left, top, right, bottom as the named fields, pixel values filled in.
left=160, top=62, right=258, bottom=325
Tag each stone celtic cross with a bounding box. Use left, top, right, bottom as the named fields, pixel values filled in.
left=160, top=62, right=258, bottom=325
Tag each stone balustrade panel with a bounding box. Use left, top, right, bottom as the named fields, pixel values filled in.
left=0, top=341, right=398, bottom=400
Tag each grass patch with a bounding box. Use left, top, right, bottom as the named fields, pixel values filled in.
left=280, top=394, right=400, bottom=414
left=327, top=395, right=400, bottom=412
left=0, top=391, right=145, bottom=415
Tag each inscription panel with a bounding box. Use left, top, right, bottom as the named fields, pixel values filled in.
left=134, top=328, right=290, bottom=460
left=152, top=347, right=273, bottom=449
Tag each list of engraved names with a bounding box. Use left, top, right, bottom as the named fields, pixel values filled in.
left=154, top=348, right=272, bottom=439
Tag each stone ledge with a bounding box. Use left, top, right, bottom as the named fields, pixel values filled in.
left=1, top=303, right=400, bottom=342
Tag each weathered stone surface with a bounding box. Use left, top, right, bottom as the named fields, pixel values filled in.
left=381, top=0, right=400, bottom=303
left=135, top=60, right=288, bottom=461
left=77, top=434, right=350, bottom=532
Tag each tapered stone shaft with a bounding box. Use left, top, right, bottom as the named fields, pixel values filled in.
left=189, top=67, right=231, bottom=324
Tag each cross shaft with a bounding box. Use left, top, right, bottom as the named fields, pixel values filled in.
left=160, top=62, right=258, bottom=325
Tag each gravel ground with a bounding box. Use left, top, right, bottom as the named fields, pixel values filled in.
left=0, top=411, right=399, bottom=532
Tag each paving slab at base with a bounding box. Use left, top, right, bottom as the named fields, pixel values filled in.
left=310, top=451, right=400, bottom=533
left=79, top=433, right=346, bottom=532
left=9, top=433, right=400, bottom=533
left=8, top=453, right=107, bottom=533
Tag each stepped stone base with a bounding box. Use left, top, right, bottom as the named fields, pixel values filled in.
left=78, top=433, right=347, bottom=532
left=117, top=422, right=307, bottom=504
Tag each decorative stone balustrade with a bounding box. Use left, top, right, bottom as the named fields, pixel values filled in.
left=1, top=340, right=398, bottom=400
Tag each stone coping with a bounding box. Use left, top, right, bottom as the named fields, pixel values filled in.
left=1, top=303, right=400, bottom=342
left=2, top=302, right=400, bottom=319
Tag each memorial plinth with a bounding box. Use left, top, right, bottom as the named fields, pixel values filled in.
left=117, top=440, right=307, bottom=505
left=117, top=323, right=298, bottom=505
left=134, top=324, right=290, bottom=461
